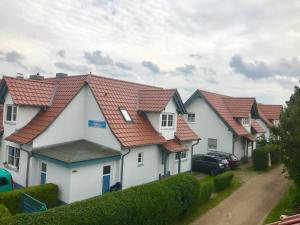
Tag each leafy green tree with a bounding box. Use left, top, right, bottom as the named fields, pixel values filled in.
left=278, top=86, right=300, bottom=186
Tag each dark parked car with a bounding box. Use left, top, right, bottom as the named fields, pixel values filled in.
left=206, top=151, right=240, bottom=169
left=192, top=154, right=230, bottom=175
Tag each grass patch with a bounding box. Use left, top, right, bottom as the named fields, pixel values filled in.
left=174, top=178, right=241, bottom=225
left=264, top=184, right=300, bottom=224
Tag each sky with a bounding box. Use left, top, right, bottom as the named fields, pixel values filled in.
left=0, top=0, right=299, bottom=104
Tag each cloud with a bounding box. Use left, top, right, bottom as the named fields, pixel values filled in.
left=229, top=54, right=271, bottom=79
left=230, top=54, right=300, bottom=79
left=207, top=78, right=218, bottom=84
left=84, top=50, right=113, bottom=66
left=189, top=54, right=202, bottom=59
left=115, top=61, right=132, bottom=70
left=176, top=64, right=196, bottom=74
left=55, top=61, right=89, bottom=73
left=141, top=60, right=160, bottom=73
left=0, top=50, right=26, bottom=68
left=57, top=50, right=66, bottom=58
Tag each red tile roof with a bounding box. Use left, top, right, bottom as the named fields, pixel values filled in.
left=243, top=133, right=256, bottom=142
left=4, top=75, right=198, bottom=148
left=257, top=103, right=283, bottom=127
left=3, top=76, right=56, bottom=107
left=137, top=89, right=176, bottom=112
left=175, top=115, right=200, bottom=141
left=269, top=214, right=300, bottom=225
left=251, top=119, right=265, bottom=134
left=162, top=139, right=188, bottom=153
left=198, top=90, right=250, bottom=136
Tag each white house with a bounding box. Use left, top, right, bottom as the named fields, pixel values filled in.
left=0, top=74, right=199, bottom=203
left=256, top=103, right=283, bottom=140
left=184, top=89, right=265, bottom=159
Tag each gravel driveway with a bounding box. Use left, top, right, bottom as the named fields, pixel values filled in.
left=191, top=165, right=290, bottom=225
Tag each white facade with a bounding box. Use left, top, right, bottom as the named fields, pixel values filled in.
left=0, top=85, right=192, bottom=203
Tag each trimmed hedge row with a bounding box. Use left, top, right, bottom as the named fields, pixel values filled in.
left=198, top=181, right=214, bottom=204
left=253, top=144, right=282, bottom=171
left=0, top=183, right=59, bottom=215
left=214, top=172, right=234, bottom=192
left=1, top=174, right=199, bottom=225
left=0, top=204, right=11, bottom=219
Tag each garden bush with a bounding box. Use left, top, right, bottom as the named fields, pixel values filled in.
left=253, top=146, right=270, bottom=170
left=269, top=144, right=282, bottom=165
left=214, top=172, right=234, bottom=192
left=0, top=174, right=199, bottom=225
left=0, top=204, right=11, bottom=219
left=198, top=181, right=214, bottom=204
left=0, top=183, right=59, bottom=215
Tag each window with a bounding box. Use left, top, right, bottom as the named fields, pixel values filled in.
left=0, top=177, right=9, bottom=186
left=7, top=146, right=20, bottom=168
left=175, top=151, right=188, bottom=161
left=187, top=113, right=195, bottom=123
left=6, top=105, right=17, bottom=122
left=273, top=120, right=280, bottom=126
left=161, top=113, right=175, bottom=128
left=120, top=108, right=132, bottom=123
left=241, top=118, right=249, bottom=125
left=208, top=138, right=217, bottom=150
left=137, top=152, right=143, bottom=165
left=103, top=165, right=111, bottom=175
left=40, top=162, right=47, bottom=184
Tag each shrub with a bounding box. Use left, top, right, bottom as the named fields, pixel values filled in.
left=0, top=174, right=199, bottom=225
left=214, top=172, right=234, bottom=192
left=0, top=183, right=59, bottom=215
left=198, top=181, right=214, bottom=204
left=269, top=144, right=282, bottom=165
left=0, top=204, right=11, bottom=219
left=253, top=146, right=270, bottom=171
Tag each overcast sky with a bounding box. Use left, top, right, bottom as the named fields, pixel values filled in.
left=0, top=0, right=299, bottom=103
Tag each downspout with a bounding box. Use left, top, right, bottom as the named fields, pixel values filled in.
left=178, top=152, right=181, bottom=174
left=120, top=148, right=131, bottom=189
left=190, top=139, right=200, bottom=173
left=20, top=144, right=32, bottom=187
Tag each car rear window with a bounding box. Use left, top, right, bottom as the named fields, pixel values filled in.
left=0, top=177, right=9, bottom=186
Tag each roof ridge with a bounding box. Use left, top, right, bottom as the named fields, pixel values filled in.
left=3, top=76, right=56, bottom=85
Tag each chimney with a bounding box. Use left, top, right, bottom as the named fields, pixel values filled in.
left=30, top=72, right=44, bottom=80
left=56, top=73, right=68, bottom=78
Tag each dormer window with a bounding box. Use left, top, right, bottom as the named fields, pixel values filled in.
left=120, top=108, right=132, bottom=123
left=6, top=105, right=17, bottom=122
left=241, top=118, right=249, bottom=125
left=161, top=113, right=174, bottom=128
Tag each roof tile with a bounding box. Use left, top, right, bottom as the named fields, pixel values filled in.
left=161, top=139, right=188, bottom=153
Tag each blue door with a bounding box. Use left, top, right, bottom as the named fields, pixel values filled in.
left=102, top=165, right=111, bottom=194
left=40, top=163, right=47, bottom=185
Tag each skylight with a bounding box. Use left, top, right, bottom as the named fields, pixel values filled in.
left=120, top=108, right=132, bottom=123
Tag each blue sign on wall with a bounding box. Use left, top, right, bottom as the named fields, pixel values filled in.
left=88, top=120, right=107, bottom=128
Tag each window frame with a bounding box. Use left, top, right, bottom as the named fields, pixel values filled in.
left=7, top=146, right=20, bottom=169
left=175, top=151, right=188, bottom=161
left=207, top=138, right=217, bottom=150
left=241, top=117, right=249, bottom=125
left=161, top=113, right=175, bottom=128
left=119, top=108, right=133, bottom=123
left=6, top=104, right=17, bottom=122
left=137, top=152, right=143, bottom=166
left=187, top=113, right=196, bottom=123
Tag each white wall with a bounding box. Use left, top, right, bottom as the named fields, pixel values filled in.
left=122, top=145, right=162, bottom=189
left=147, top=98, right=178, bottom=140
left=257, top=119, right=270, bottom=140
left=233, top=138, right=245, bottom=159
left=33, top=86, right=121, bottom=150
left=185, top=97, right=233, bottom=155
left=169, top=142, right=192, bottom=175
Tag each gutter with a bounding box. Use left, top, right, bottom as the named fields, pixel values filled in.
left=120, top=148, right=131, bottom=189
left=190, top=139, right=200, bottom=173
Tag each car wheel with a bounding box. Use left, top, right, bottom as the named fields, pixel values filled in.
left=210, top=169, right=217, bottom=176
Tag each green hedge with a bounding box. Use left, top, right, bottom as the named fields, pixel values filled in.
left=0, top=183, right=59, bottom=215
left=0, top=204, right=11, bottom=219
left=214, top=172, right=234, bottom=192
left=198, top=181, right=214, bottom=204
left=253, top=147, right=270, bottom=170
left=1, top=174, right=199, bottom=225
left=269, top=144, right=282, bottom=165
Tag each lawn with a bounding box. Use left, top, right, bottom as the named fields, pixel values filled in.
left=264, top=184, right=299, bottom=224
left=174, top=178, right=241, bottom=225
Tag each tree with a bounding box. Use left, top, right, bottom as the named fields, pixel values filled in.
left=278, top=85, right=300, bottom=186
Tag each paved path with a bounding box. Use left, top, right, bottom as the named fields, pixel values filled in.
left=191, top=166, right=290, bottom=225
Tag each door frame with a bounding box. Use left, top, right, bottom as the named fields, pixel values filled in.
left=101, top=164, right=112, bottom=194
